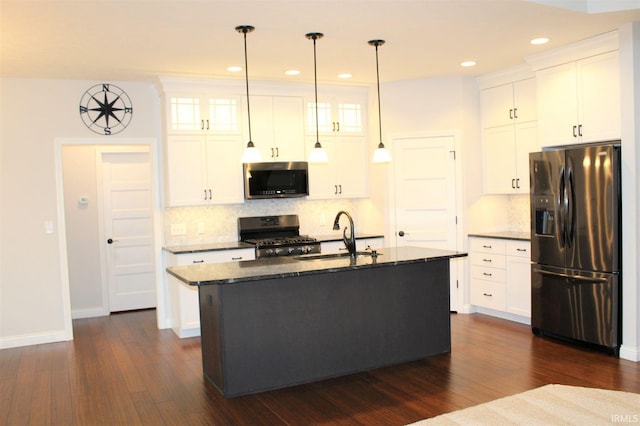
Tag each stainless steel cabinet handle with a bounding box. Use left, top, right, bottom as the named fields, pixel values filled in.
left=572, top=125, right=578, bottom=138
left=509, top=108, right=514, bottom=120
left=271, top=147, right=275, bottom=158
left=482, top=245, right=492, bottom=248
left=193, top=260, right=204, bottom=264
left=208, top=189, right=212, bottom=200
left=338, top=184, right=342, bottom=194
left=513, top=108, right=518, bottom=119
left=512, top=178, right=516, bottom=189
left=204, top=189, right=207, bottom=200
left=334, top=185, right=338, bottom=195
left=336, top=122, right=340, bottom=132
left=483, top=272, right=492, bottom=277
left=483, top=292, right=493, bottom=297
left=275, top=147, right=279, bottom=158
left=206, top=119, right=210, bottom=130
left=516, top=248, right=527, bottom=252
left=516, top=178, right=520, bottom=188
left=578, top=124, right=583, bottom=137
left=482, top=258, right=492, bottom=262
left=231, top=256, right=243, bottom=260
left=201, top=119, right=205, bottom=130
left=533, top=268, right=608, bottom=283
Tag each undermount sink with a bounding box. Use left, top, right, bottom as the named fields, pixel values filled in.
left=295, top=251, right=378, bottom=261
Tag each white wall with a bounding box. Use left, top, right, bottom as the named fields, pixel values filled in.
left=619, top=22, right=640, bottom=361
left=62, top=146, right=105, bottom=318
left=368, top=75, right=484, bottom=241
left=0, top=78, right=161, bottom=348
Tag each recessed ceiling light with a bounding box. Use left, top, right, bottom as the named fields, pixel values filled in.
left=285, top=70, right=300, bottom=76
left=531, top=37, right=550, bottom=45
left=460, top=61, right=476, bottom=67
left=227, top=66, right=242, bottom=72
left=338, top=73, right=352, bottom=79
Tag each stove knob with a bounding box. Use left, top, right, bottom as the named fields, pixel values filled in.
left=275, top=248, right=283, bottom=256
left=265, top=249, right=274, bottom=257
left=288, top=247, right=295, bottom=255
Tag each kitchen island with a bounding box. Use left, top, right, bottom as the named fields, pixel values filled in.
left=167, top=246, right=466, bottom=398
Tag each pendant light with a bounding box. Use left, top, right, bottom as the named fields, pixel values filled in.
left=306, top=32, right=329, bottom=163
left=369, top=39, right=392, bottom=163
left=237, top=25, right=261, bottom=163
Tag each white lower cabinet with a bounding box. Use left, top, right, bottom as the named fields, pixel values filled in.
left=165, top=248, right=255, bottom=338
left=469, top=237, right=531, bottom=323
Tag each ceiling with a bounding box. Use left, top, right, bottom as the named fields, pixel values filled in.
left=2, top=0, right=640, bottom=85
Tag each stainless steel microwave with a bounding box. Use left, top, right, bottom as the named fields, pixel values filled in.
left=243, top=161, right=309, bottom=199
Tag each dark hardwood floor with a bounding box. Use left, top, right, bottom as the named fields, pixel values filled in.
left=1, top=310, right=638, bottom=425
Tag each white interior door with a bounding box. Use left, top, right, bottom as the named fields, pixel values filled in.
left=99, top=148, right=156, bottom=312
left=391, top=134, right=460, bottom=310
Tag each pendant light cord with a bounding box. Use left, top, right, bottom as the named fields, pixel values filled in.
left=242, top=29, right=252, bottom=144
left=313, top=37, right=320, bottom=145
left=374, top=43, right=383, bottom=146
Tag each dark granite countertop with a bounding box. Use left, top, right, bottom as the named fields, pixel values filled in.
left=468, top=231, right=531, bottom=241
left=314, top=233, right=384, bottom=243
left=163, top=234, right=384, bottom=255
left=163, top=241, right=255, bottom=254
left=167, top=246, right=467, bottom=286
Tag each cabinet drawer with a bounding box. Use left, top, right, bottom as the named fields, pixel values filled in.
left=471, top=265, right=506, bottom=283
left=471, top=279, right=506, bottom=311
left=175, top=248, right=255, bottom=265
left=507, top=240, right=530, bottom=258
left=471, top=252, right=506, bottom=269
left=469, top=238, right=506, bottom=255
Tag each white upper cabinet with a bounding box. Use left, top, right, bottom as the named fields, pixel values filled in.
left=306, top=136, right=368, bottom=199
left=305, top=90, right=367, bottom=137
left=243, top=95, right=305, bottom=161
left=165, top=134, right=243, bottom=206
left=482, top=121, right=538, bottom=194
left=479, top=74, right=539, bottom=195
left=167, top=93, right=242, bottom=135
left=304, top=86, right=368, bottom=199
left=528, top=32, right=620, bottom=147
left=536, top=51, right=620, bottom=146
left=481, top=78, right=537, bottom=128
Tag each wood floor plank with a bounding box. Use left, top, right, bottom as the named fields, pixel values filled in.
left=1, top=309, right=639, bottom=425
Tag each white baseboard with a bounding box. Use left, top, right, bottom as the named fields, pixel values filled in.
left=0, top=329, right=72, bottom=349
left=71, top=307, right=109, bottom=319
left=619, top=345, right=640, bottom=362
left=472, top=306, right=532, bottom=325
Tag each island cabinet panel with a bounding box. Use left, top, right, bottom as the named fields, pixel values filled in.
left=198, top=259, right=451, bottom=398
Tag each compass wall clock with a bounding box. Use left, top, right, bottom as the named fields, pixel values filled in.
left=79, top=83, right=133, bottom=135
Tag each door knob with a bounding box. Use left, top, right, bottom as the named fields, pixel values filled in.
left=107, top=238, right=116, bottom=244
left=398, top=231, right=405, bottom=237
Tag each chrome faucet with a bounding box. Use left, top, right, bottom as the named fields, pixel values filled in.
left=333, top=210, right=356, bottom=257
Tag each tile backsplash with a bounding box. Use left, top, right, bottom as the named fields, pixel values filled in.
left=164, top=198, right=374, bottom=245
left=508, top=194, right=531, bottom=233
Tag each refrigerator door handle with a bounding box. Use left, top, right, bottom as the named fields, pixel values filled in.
left=567, top=167, right=575, bottom=247
left=533, top=267, right=609, bottom=283
left=559, top=166, right=566, bottom=247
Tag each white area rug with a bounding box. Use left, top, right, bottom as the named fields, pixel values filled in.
left=409, top=384, right=640, bottom=425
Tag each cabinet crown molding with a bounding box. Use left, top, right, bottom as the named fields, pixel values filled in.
left=476, top=64, right=535, bottom=90
left=526, top=30, right=619, bottom=71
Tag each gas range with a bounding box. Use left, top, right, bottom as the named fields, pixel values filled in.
left=239, top=215, right=321, bottom=258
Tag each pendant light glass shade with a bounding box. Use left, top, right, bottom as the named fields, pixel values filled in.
left=306, top=32, right=328, bottom=164
left=236, top=25, right=262, bottom=163
left=369, top=39, right=391, bottom=163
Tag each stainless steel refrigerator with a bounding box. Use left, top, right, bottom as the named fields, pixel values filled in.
left=529, top=141, right=621, bottom=355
